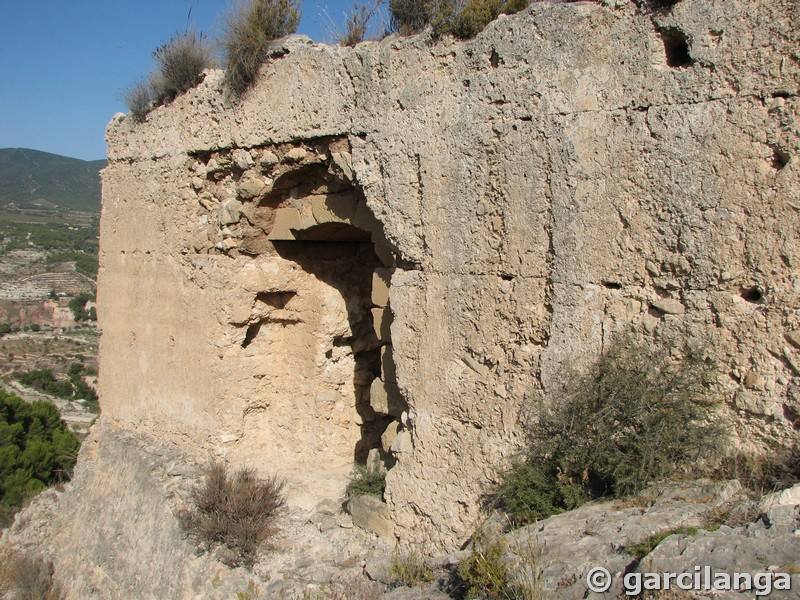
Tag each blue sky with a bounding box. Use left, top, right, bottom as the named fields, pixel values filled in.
left=0, top=1, right=389, bottom=161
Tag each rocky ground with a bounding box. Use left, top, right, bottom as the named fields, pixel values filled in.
left=2, top=420, right=797, bottom=599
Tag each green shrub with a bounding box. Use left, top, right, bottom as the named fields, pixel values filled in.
left=389, top=0, right=531, bottom=39
left=345, top=465, right=386, bottom=498
left=441, top=0, right=531, bottom=38
left=625, top=527, right=698, bottom=561
left=68, top=293, right=95, bottom=322
left=388, top=548, right=434, bottom=587
left=494, top=334, right=724, bottom=526
left=458, top=526, right=511, bottom=599
left=0, top=391, right=79, bottom=525
left=222, top=0, right=301, bottom=95
left=18, top=370, right=73, bottom=400
left=179, top=462, right=286, bottom=568
left=16, top=365, right=98, bottom=409
left=389, top=0, right=434, bottom=35
left=151, top=29, right=214, bottom=106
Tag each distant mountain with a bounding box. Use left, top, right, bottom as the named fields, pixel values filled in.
left=0, top=148, right=105, bottom=214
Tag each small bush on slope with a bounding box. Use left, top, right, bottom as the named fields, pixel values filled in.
left=494, top=333, right=724, bottom=525
left=179, top=462, right=286, bottom=568
left=222, top=0, right=301, bottom=95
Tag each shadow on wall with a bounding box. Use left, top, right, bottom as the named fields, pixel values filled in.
left=272, top=237, right=397, bottom=465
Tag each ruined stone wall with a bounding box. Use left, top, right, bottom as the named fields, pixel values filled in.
left=100, top=0, right=799, bottom=548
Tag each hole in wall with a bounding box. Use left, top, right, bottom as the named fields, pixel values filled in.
left=489, top=49, right=501, bottom=68
left=658, top=27, right=693, bottom=68
left=241, top=322, right=262, bottom=348
left=772, top=147, right=791, bottom=170
left=740, top=286, right=763, bottom=303
left=783, top=404, right=800, bottom=429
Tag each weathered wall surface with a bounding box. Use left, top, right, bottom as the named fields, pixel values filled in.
left=97, top=0, right=799, bottom=550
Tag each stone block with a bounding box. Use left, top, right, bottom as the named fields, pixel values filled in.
left=218, top=199, right=243, bottom=226
left=372, top=307, right=393, bottom=341
left=650, top=298, right=685, bottom=315
left=267, top=208, right=301, bottom=240
left=372, top=268, right=392, bottom=307
left=310, top=193, right=356, bottom=224
left=348, top=494, right=394, bottom=539
left=381, top=421, right=399, bottom=453
left=331, top=151, right=354, bottom=181
left=369, top=378, right=404, bottom=417
left=390, top=431, right=412, bottom=454
left=237, top=171, right=271, bottom=199
left=366, top=448, right=391, bottom=476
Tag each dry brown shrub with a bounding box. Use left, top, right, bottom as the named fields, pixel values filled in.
left=151, top=29, right=214, bottom=105
left=179, top=462, right=286, bottom=568
left=0, top=550, right=63, bottom=600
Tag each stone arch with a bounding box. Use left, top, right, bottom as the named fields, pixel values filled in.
left=190, top=137, right=405, bottom=506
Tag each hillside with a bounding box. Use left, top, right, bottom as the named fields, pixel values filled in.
left=0, top=148, right=104, bottom=214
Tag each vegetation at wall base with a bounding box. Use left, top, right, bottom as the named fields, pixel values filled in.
left=457, top=525, right=514, bottom=599
left=346, top=464, right=386, bottom=498
left=179, top=462, right=286, bottom=568
left=388, top=548, right=434, bottom=587
left=715, top=448, right=800, bottom=496
left=222, top=0, right=301, bottom=96
left=492, top=333, right=724, bottom=526
left=0, top=391, right=80, bottom=525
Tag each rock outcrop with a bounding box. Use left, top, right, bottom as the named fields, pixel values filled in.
left=4, top=0, right=799, bottom=596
